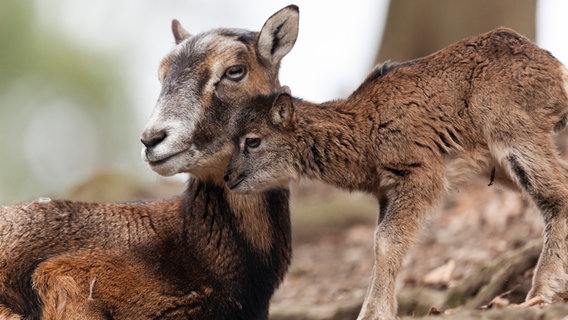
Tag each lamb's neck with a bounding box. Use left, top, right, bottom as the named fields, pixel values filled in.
left=292, top=99, right=371, bottom=188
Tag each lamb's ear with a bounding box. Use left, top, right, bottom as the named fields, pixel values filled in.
left=257, top=5, right=299, bottom=65
left=172, top=19, right=191, bottom=44
left=270, top=92, right=295, bottom=129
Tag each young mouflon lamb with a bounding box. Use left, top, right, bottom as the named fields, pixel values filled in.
left=224, top=28, right=568, bottom=319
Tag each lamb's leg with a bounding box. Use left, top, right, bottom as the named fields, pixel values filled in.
left=358, top=165, right=444, bottom=320
left=0, top=305, right=22, bottom=320
left=498, top=142, right=568, bottom=302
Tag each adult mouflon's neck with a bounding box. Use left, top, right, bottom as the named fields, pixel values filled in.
left=291, top=98, right=378, bottom=192
left=181, top=177, right=291, bottom=318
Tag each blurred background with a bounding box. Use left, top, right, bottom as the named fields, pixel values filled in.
left=2, top=1, right=568, bottom=318
left=0, top=0, right=567, bottom=204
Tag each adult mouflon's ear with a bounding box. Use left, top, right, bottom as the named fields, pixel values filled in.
left=172, top=19, right=192, bottom=44
left=257, top=5, right=299, bottom=65
left=270, top=92, right=295, bottom=129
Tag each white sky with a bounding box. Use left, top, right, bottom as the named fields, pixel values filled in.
left=35, top=0, right=568, bottom=124
left=537, top=0, right=568, bottom=65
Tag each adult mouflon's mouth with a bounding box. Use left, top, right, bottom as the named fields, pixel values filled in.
left=144, top=148, right=186, bottom=164
left=142, top=148, right=193, bottom=176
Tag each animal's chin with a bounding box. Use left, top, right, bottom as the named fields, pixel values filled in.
left=148, top=163, right=180, bottom=177
left=146, top=150, right=195, bottom=177
left=147, top=149, right=232, bottom=180
left=143, top=141, right=235, bottom=179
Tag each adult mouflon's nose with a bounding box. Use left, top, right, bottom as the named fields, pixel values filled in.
left=141, top=130, right=167, bottom=149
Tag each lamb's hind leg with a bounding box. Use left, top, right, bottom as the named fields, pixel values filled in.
left=358, top=163, right=445, bottom=320
left=498, top=140, right=568, bottom=302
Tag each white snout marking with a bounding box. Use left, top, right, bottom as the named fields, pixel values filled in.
left=141, top=94, right=203, bottom=175
left=141, top=119, right=187, bottom=161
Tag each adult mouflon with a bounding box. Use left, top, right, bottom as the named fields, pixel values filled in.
left=0, top=5, right=298, bottom=319
left=225, top=28, right=568, bottom=319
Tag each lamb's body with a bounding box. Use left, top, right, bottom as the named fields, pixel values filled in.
left=284, top=28, right=568, bottom=192
left=0, top=185, right=290, bottom=319
left=226, top=28, right=568, bottom=319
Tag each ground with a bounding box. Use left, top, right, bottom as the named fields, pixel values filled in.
left=269, top=179, right=568, bottom=319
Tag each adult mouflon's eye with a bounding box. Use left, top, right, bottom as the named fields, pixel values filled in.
left=224, top=65, right=247, bottom=81
left=245, top=137, right=261, bottom=148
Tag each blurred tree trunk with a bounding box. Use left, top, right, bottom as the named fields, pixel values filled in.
left=376, top=0, right=536, bottom=62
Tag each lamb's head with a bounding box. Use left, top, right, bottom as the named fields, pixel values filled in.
left=224, top=88, right=298, bottom=193
left=140, top=5, right=299, bottom=181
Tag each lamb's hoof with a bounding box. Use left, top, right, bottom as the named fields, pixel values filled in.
left=514, top=296, right=547, bottom=308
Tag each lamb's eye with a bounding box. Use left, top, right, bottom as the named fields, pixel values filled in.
left=225, top=65, right=246, bottom=81
left=245, top=137, right=261, bottom=149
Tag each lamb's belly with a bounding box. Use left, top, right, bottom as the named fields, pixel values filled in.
left=443, top=148, right=495, bottom=191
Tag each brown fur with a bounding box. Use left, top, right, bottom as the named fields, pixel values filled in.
left=1, top=190, right=291, bottom=320
left=0, top=5, right=299, bottom=320
left=225, top=28, right=568, bottom=319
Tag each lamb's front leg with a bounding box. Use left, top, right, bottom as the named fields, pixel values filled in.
left=358, top=166, right=444, bottom=320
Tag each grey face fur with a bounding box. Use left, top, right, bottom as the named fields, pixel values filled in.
left=140, top=6, right=299, bottom=180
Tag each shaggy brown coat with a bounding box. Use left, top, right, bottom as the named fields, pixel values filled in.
left=225, top=28, right=568, bottom=319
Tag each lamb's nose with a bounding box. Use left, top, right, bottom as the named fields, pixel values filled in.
left=141, top=130, right=167, bottom=149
